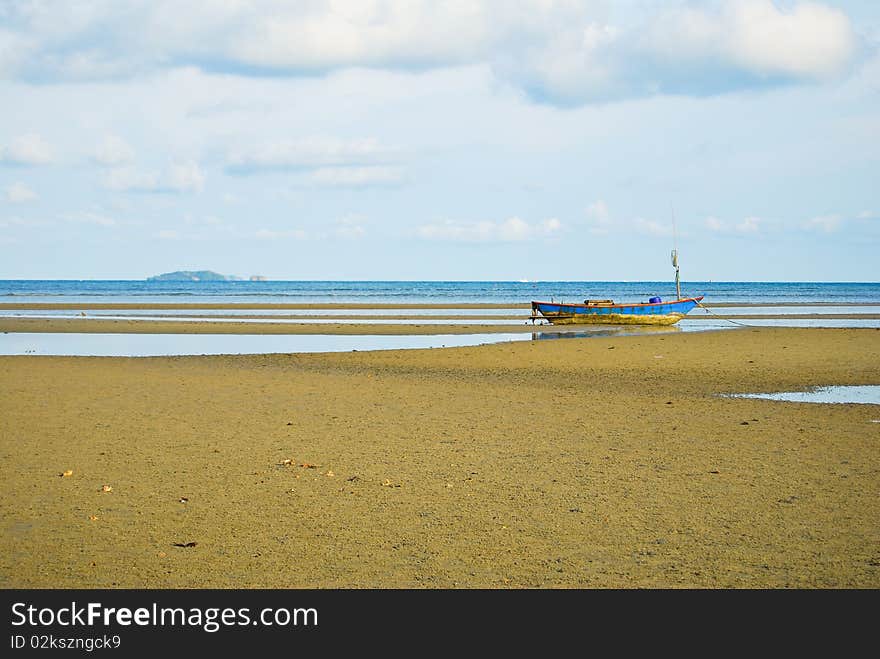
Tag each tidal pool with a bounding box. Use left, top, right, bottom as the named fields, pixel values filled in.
left=729, top=385, right=880, bottom=405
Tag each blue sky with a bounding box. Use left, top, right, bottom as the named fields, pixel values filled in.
left=1, top=0, right=878, bottom=281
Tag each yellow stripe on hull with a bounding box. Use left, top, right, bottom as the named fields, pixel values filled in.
left=540, top=312, right=685, bottom=326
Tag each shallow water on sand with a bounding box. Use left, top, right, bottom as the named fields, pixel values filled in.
left=0, top=324, right=721, bottom=356
left=1, top=319, right=878, bottom=357
left=729, top=385, right=880, bottom=405
left=0, top=332, right=530, bottom=356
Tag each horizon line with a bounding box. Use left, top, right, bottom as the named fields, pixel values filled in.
left=1, top=278, right=879, bottom=284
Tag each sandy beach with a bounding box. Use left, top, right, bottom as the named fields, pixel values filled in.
left=1, top=324, right=878, bottom=588
left=4, top=0, right=879, bottom=604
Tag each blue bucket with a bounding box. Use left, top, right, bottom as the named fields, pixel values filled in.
left=649, top=296, right=662, bottom=303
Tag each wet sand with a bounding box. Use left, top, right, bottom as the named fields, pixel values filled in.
left=1, top=326, right=878, bottom=588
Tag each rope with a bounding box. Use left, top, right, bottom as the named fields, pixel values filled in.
left=695, top=300, right=753, bottom=327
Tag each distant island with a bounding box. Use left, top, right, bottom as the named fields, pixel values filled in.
left=147, top=270, right=268, bottom=282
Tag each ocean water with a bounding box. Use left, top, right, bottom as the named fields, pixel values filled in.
left=1, top=280, right=879, bottom=305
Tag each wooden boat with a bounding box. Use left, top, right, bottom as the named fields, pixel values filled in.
left=530, top=249, right=703, bottom=326
left=530, top=295, right=703, bottom=325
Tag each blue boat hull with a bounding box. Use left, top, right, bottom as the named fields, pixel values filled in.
left=531, top=296, right=703, bottom=325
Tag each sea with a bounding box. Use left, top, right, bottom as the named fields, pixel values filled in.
left=2, top=280, right=879, bottom=305
left=2, top=280, right=878, bottom=356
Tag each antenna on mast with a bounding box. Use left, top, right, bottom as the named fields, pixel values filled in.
left=670, top=204, right=681, bottom=300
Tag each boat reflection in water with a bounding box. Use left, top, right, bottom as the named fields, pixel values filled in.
left=530, top=325, right=682, bottom=341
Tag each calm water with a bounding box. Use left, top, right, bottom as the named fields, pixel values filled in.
left=729, top=386, right=880, bottom=405
left=0, top=324, right=733, bottom=356
left=2, top=280, right=879, bottom=305
left=0, top=332, right=533, bottom=356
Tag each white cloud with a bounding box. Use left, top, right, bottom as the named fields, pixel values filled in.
left=416, top=216, right=561, bottom=242
left=4, top=182, right=37, bottom=203
left=156, top=229, right=179, bottom=240
left=0, top=28, right=32, bottom=79
left=226, top=137, right=392, bottom=174
left=722, top=1, right=854, bottom=80
left=584, top=200, right=611, bottom=235
left=704, top=215, right=762, bottom=234
left=61, top=211, right=116, bottom=227
left=103, top=161, right=205, bottom=193
left=307, top=166, right=403, bottom=187
left=255, top=228, right=308, bottom=240
left=0, top=1, right=858, bottom=105
left=226, top=2, right=489, bottom=72
left=857, top=210, right=876, bottom=220
left=168, top=161, right=206, bottom=193
left=103, top=167, right=159, bottom=192
left=586, top=200, right=610, bottom=224
left=736, top=216, right=761, bottom=233
left=802, top=214, right=841, bottom=233
left=183, top=214, right=222, bottom=226
left=335, top=225, right=365, bottom=239
left=705, top=216, right=725, bottom=232
left=1, top=133, right=55, bottom=165
left=644, top=1, right=855, bottom=80
left=0, top=216, right=31, bottom=229
left=634, top=218, right=673, bottom=237
left=541, top=218, right=562, bottom=234
left=334, top=216, right=366, bottom=239
left=492, top=0, right=858, bottom=104
left=93, top=135, right=135, bottom=166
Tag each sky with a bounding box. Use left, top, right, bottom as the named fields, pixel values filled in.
left=1, top=0, right=878, bottom=281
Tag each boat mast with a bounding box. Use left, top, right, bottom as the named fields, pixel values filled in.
left=671, top=205, right=681, bottom=299
left=672, top=249, right=681, bottom=299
